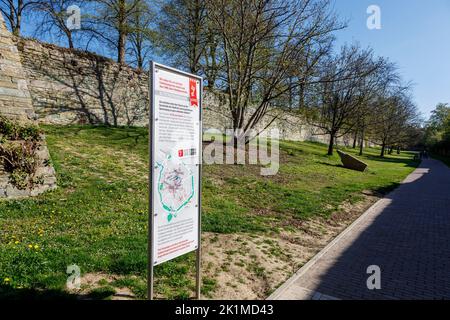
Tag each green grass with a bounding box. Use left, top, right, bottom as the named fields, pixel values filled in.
left=0, top=125, right=419, bottom=299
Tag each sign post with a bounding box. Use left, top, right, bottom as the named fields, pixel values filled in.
left=148, top=62, right=202, bottom=300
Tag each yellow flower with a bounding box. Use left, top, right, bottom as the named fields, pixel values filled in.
left=3, top=278, right=11, bottom=283
left=34, top=245, right=39, bottom=250
left=28, top=244, right=33, bottom=249
left=14, top=241, right=19, bottom=244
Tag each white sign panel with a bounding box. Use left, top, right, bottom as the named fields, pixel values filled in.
left=150, top=63, right=202, bottom=266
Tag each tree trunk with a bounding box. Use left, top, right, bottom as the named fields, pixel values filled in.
left=352, top=131, right=358, bottom=148
left=359, top=127, right=365, bottom=156
left=298, top=83, right=305, bottom=109
left=12, top=24, right=20, bottom=37
left=380, top=142, right=386, bottom=157
left=117, top=0, right=126, bottom=64
left=118, top=33, right=126, bottom=64
left=233, top=135, right=239, bottom=149
left=12, top=2, right=21, bottom=36
left=66, top=31, right=74, bottom=49
left=136, top=39, right=143, bottom=69
left=327, top=133, right=335, bottom=156
left=397, top=146, right=401, bottom=154
left=288, top=77, right=293, bottom=108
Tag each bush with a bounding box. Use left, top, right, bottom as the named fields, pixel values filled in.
left=0, top=116, right=42, bottom=142
left=0, top=117, right=43, bottom=190
left=430, top=138, right=450, bottom=157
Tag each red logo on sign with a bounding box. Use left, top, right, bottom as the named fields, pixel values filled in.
left=189, top=79, right=198, bottom=107
left=178, top=149, right=183, bottom=157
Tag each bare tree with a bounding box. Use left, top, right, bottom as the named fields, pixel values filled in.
left=0, top=0, right=37, bottom=35
left=351, top=58, right=399, bottom=155
left=208, top=0, right=344, bottom=145
left=306, top=45, right=381, bottom=155
left=33, top=0, right=83, bottom=48
left=157, top=0, right=209, bottom=74
left=371, top=88, right=419, bottom=157
left=127, top=0, right=155, bottom=70
left=83, top=0, right=146, bottom=64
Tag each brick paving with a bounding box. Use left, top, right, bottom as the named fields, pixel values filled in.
left=269, top=159, right=450, bottom=300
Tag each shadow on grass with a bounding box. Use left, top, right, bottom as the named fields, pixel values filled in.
left=316, top=161, right=344, bottom=168
left=372, top=182, right=402, bottom=197
left=0, top=285, right=115, bottom=300
left=43, top=125, right=148, bottom=147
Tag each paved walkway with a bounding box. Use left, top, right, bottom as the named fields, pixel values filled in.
left=269, top=159, right=450, bottom=300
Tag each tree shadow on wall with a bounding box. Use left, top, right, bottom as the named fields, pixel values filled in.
left=23, top=44, right=148, bottom=126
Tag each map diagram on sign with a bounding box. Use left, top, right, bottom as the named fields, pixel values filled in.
left=156, top=153, right=195, bottom=222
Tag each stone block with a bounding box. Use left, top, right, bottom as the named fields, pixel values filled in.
left=0, top=13, right=57, bottom=199
left=5, top=185, right=31, bottom=198
left=337, top=150, right=368, bottom=172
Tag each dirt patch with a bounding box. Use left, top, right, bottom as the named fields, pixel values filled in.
left=63, top=193, right=379, bottom=300
left=67, top=272, right=136, bottom=300
left=201, top=193, right=380, bottom=299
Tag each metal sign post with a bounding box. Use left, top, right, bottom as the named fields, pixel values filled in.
left=148, top=62, right=202, bottom=300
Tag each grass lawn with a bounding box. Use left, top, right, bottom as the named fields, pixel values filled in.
left=0, top=125, right=419, bottom=299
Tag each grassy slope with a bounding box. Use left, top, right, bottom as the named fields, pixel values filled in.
left=0, top=125, right=419, bottom=299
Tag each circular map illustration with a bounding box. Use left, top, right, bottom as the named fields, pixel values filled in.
left=156, top=155, right=195, bottom=222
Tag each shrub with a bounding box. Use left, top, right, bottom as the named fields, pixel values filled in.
left=0, top=117, right=43, bottom=190
left=0, top=140, right=42, bottom=190
left=0, top=116, right=42, bottom=142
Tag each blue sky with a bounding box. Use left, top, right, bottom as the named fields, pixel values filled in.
left=332, top=0, right=450, bottom=119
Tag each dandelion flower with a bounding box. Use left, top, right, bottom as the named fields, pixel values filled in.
left=14, top=241, right=19, bottom=245
left=34, top=245, right=39, bottom=250
left=28, top=244, right=33, bottom=249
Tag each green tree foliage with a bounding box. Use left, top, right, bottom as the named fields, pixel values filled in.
left=424, top=103, right=450, bottom=155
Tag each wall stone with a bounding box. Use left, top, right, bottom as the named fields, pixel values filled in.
left=14, top=36, right=334, bottom=143
left=15, top=38, right=149, bottom=126
left=0, top=12, right=56, bottom=199
left=202, top=93, right=328, bottom=142
left=0, top=11, right=362, bottom=148
left=0, top=14, right=36, bottom=121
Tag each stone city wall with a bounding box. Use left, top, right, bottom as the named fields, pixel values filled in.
left=12, top=37, right=336, bottom=143
left=0, top=13, right=56, bottom=198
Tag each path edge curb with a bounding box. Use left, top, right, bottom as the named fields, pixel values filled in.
left=266, top=197, right=389, bottom=300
